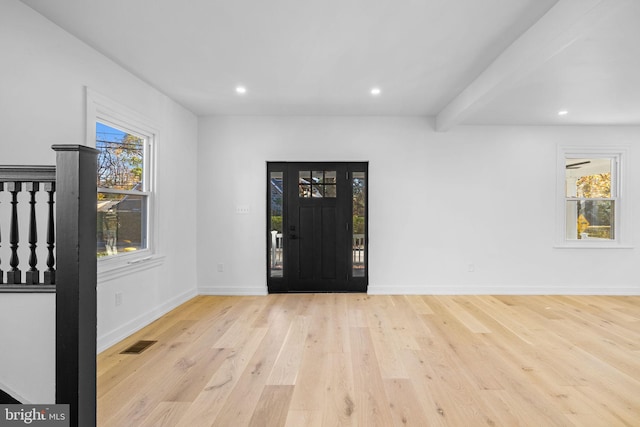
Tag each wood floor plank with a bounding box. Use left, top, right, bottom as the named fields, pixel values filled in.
left=365, top=302, right=409, bottom=379
left=97, top=320, right=199, bottom=399
left=437, top=295, right=493, bottom=334
left=99, top=340, right=203, bottom=426
left=421, top=298, right=504, bottom=391
left=319, top=352, right=356, bottom=426
left=383, top=378, right=432, bottom=426
left=404, top=294, right=435, bottom=315
left=211, top=308, right=296, bottom=427
left=265, top=315, right=310, bottom=385
left=287, top=312, right=332, bottom=412
left=385, top=295, right=423, bottom=350
left=97, top=294, right=640, bottom=426
left=550, top=296, right=640, bottom=351
left=162, top=346, right=234, bottom=403
left=286, top=351, right=330, bottom=413
left=248, top=385, right=294, bottom=427
left=413, top=332, right=501, bottom=425
left=284, top=410, right=323, bottom=427
left=138, top=402, right=191, bottom=427
left=173, top=326, right=268, bottom=427
left=349, top=326, right=396, bottom=426
left=396, top=348, right=449, bottom=427
left=347, top=294, right=370, bottom=328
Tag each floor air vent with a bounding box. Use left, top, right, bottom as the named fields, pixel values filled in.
left=120, top=340, right=157, bottom=354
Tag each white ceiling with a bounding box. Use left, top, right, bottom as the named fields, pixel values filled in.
left=20, top=0, right=640, bottom=129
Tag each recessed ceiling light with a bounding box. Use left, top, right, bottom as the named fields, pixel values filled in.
left=370, top=87, right=381, bottom=96
left=235, top=85, right=247, bottom=95
left=558, top=110, right=568, bottom=116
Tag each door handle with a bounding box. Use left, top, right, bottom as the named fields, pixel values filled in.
left=289, top=234, right=298, bottom=240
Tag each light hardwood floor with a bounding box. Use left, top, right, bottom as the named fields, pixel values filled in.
left=97, top=294, right=640, bottom=426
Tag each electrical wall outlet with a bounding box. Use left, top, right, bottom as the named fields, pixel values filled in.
left=115, top=292, right=123, bottom=306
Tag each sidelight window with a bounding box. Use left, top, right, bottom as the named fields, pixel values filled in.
left=269, top=171, right=284, bottom=277
left=352, top=172, right=366, bottom=277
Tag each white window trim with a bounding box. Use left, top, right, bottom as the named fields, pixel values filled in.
left=86, top=88, right=164, bottom=279
left=555, top=145, right=632, bottom=249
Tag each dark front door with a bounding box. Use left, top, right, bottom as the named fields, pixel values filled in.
left=267, top=162, right=367, bottom=293
left=288, top=164, right=347, bottom=291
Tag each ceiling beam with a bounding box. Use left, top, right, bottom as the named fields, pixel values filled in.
left=434, top=0, right=630, bottom=132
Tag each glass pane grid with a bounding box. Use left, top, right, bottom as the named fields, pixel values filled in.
left=298, top=170, right=337, bottom=198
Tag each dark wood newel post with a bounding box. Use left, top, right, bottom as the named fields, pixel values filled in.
left=52, top=145, right=98, bottom=427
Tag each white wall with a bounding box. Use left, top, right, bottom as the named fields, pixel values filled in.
left=0, top=0, right=198, bottom=402
left=0, top=294, right=55, bottom=403
left=197, top=116, right=640, bottom=295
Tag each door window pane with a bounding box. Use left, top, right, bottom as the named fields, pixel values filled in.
left=325, top=170, right=337, bottom=184
left=299, top=170, right=337, bottom=198
left=270, top=171, right=284, bottom=277
left=352, top=172, right=366, bottom=277
left=323, top=170, right=336, bottom=197
left=299, top=171, right=311, bottom=197
left=299, top=171, right=310, bottom=182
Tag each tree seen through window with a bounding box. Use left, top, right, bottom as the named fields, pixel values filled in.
left=96, top=122, right=148, bottom=257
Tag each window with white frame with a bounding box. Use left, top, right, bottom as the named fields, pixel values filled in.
left=87, top=89, right=160, bottom=273
left=558, top=147, right=629, bottom=247
left=96, top=121, right=150, bottom=257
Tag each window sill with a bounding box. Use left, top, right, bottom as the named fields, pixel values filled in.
left=554, top=241, right=633, bottom=249
left=98, top=253, right=165, bottom=282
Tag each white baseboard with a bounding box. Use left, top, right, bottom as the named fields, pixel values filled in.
left=198, top=285, right=268, bottom=296
left=367, top=285, right=640, bottom=295
left=97, top=288, right=198, bottom=353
